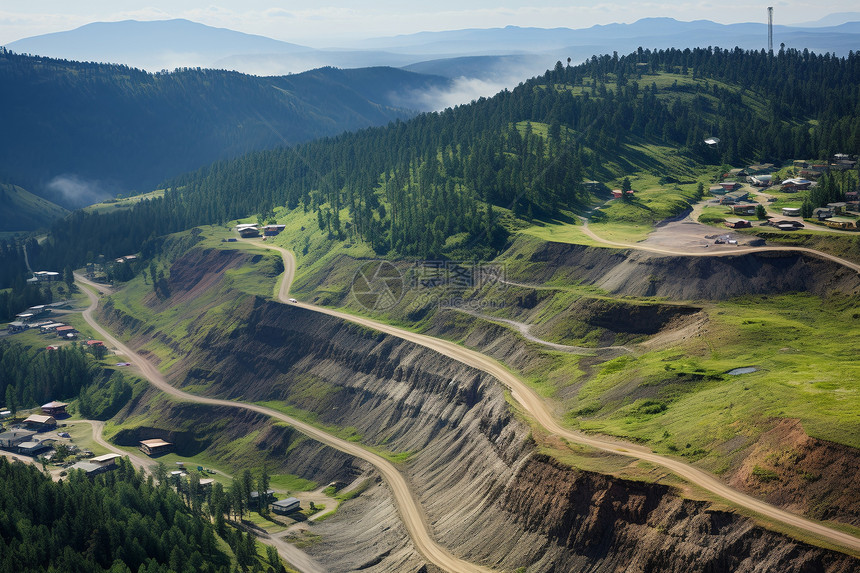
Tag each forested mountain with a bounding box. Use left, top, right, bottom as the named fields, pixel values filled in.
left=33, top=47, right=860, bottom=269
left=0, top=49, right=450, bottom=209
left=0, top=457, right=233, bottom=573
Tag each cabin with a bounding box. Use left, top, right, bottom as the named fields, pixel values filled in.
left=781, top=207, right=801, bottom=217
left=719, top=181, right=740, bottom=191
left=827, top=202, right=847, bottom=215
left=262, top=224, right=286, bottom=236
left=41, top=401, right=68, bottom=416
left=724, top=218, right=752, bottom=229
left=23, top=414, right=57, bottom=431
left=271, top=497, right=301, bottom=515
left=235, top=224, right=260, bottom=238
left=139, top=438, right=173, bottom=456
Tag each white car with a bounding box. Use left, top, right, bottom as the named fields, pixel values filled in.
left=288, top=298, right=298, bottom=303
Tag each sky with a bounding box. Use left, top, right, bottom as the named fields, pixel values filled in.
left=1, top=1, right=854, bottom=46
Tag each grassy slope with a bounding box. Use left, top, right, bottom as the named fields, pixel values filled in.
left=0, top=182, right=68, bottom=231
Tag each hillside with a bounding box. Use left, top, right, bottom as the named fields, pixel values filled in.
left=31, top=47, right=860, bottom=270
left=0, top=182, right=68, bottom=231
left=0, top=50, right=450, bottom=207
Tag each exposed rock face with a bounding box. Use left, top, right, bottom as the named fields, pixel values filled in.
left=106, top=248, right=860, bottom=571
left=515, top=241, right=860, bottom=300
left=179, top=297, right=857, bottom=572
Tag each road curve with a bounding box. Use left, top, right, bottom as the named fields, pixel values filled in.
left=251, top=243, right=860, bottom=555
left=75, top=274, right=492, bottom=573
left=64, top=419, right=155, bottom=473
left=576, top=216, right=860, bottom=274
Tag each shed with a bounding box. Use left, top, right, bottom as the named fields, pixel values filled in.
left=41, top=401, right=68, bottom=416
left=813, top=207, right=834, bottom=220
left=40, top=322, right=65, bottom=333
left=262, top=224, right=286, bottom=236
left=250, top=489, right=276, bottom=501
left=271, top=497, right=301, bottom=515
left=731, top=204, right=757, bottom=216
left=7, top=322, right=26, bottom=333
left=827, top=202, right=847, bottom=215
left=55, top=326, right=78, bottom=338
left=139, top=438, right=173, bottom=456
left=781, top=207, right=801, bottom=217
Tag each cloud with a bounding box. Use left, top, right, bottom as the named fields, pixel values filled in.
left=46, top=174, right=110, bottom=206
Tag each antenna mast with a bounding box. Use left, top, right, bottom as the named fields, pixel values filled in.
left=768, top=7, right=773, bottom=53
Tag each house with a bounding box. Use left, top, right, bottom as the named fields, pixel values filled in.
left=33, top=271, right=61, bottom=282
left=719, top=181, right=740, bottom=191
left=724, top=218, right=752, bottom=229
left=69, top=460, right=117, bottom=477
left=732, top=204, right=758, bottom=216
left=270, top=497, right=301, bottom=515
left=813, top=207, right=834, bottom=220
left=720, top=191, right=749, bottom=205
left=0, top=429, right=37, bottom=448
left=827, top=202, right=847, bottom=215
left=781, top=207, right=802, bottom=217
left=610, top=189, right=635, bottom=199
left=824, top=218, right=857, bottom=230
left=55, top=326, right=78, bottom=339
left=748, top=175, right=773, bottom=187
left=262, top=224, right=286, bottom=237
left=139, top=438, right=173, bottom=456
left=41, top=401, right=68, bottom=416
left=90, top=453, right=121, bottom=467
left=250, top=489, right=276, bottom=502
left=23, top=414, right=57, bottom=431
left=781, top=178, right=812, bottom=192
left=236, top=224, right=260, bottom=238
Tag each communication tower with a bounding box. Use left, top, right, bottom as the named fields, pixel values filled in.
left=768, top=7, right=773, bottom=53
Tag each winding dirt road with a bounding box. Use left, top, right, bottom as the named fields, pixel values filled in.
left=250, top=242, right=860, bottom=555
left=577, top=216, right=860, bottom=273
left=75, top=274, right=491, bottom=573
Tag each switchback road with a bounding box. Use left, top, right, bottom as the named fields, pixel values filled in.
left=251, top=241, right=860, bottom=555
left=75, top=274, right=491, bottom=573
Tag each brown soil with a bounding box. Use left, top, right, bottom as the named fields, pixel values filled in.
left=727, top=419, right=860, bottom=526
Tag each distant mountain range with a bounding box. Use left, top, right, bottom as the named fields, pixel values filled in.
left=5, top=15, right=860, bottom=83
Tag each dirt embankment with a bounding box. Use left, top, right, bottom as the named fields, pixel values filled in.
left=106, top=247, right=859, bottom=571
left=514, top=240, right=860, bottom=300
left=171, top=295, right=856, bottom=571
left=727, top=419, right=860, bottom=527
